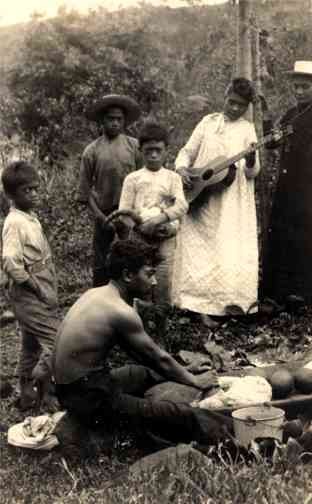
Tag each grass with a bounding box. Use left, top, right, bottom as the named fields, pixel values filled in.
left=1, top=269, right=312, bottom=503
left=106, top=460, right=312, bottom=504
left=1, top=425, right=312, bottom=503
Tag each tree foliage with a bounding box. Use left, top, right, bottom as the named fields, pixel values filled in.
left=1, top=2, right=310, bottom=158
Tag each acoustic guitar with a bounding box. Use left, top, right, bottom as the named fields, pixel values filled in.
left=184, top=125, right=293, bottom=203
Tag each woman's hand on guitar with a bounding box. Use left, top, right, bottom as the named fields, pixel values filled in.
left=176, top=167, right=193, bottom=188
left=245, top=145, right=256, bottom=168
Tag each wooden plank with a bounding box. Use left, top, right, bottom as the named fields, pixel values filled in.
left=217, top=393, right=312, bottom=420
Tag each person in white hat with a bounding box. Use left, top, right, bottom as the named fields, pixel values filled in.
left=77, top=94, right=142, bottom=287
left=262, top=61, right=312, bottom=304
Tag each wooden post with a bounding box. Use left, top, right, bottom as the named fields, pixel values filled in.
left=251, top=19, right=270, bottom=274
left=237, top=0, right=269, bottom=290
left=236, top=0, right=252, bottom=120
left=236, top=0, right=252, bottom=78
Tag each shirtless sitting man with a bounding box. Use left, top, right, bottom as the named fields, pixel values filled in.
left=53, top=239, right=232, bottom=444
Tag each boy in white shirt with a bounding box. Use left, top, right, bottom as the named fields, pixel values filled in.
left=119, top=122, right=188, bottom=304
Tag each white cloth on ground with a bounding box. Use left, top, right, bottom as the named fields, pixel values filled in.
left=195, top=375, right=272, bottom=410
left=7, top=411, right=66, bottom=450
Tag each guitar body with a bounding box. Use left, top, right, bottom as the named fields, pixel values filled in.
left=183, top=125, right=293, bottom=204
left=185, top=155, right=234, bottom=203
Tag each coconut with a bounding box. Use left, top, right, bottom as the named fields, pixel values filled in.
left=299, top=428, right=312, bottom=452
left=282, top=419, right=303, bottom=443
left=294, top=368, right=312, bottom=394
left=268, top=369, right=294, bottom=399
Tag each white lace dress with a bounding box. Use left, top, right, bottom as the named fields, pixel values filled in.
left=172, top=113, right=260, bottom=315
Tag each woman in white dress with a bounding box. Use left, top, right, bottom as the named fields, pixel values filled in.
left=172, top=78, right=260, bottom=328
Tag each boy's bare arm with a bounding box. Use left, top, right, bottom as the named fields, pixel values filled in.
left=118, top=309, right=218, bottom=391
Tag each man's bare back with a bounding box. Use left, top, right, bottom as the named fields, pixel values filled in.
left=53, top=283, right=139, bottom=384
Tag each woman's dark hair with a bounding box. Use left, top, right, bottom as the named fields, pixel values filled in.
left=139, top=122, right=169, bottom=148
left=226, top=77, right=255, bottom=104
left=106, top=239, right=162, bottom=280
left=1, top=161, right=39, bottom=196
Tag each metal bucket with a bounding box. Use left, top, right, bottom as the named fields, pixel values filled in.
left=232, top=405, right=285, bottom=448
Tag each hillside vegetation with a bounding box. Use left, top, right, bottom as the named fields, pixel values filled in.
left=0, top=1, right=311, bottom=139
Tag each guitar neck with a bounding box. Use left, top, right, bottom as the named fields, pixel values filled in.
left=192, top=125, right=292, bottom=180
left=186, top=125, right=293, bottom=203
left=225, top=146, right=257, bottom=168
left=213, top=137, right=267, bottom=176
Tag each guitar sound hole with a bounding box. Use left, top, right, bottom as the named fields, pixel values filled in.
left=202, top=169, right=214, bottom=181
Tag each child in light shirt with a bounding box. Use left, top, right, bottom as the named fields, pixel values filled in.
left=1, top=161, right=59, bottom=410
left=119, top=122, right=188, bottom=304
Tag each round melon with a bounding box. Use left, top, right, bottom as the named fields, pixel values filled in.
left=268, top=369, right=294, bottom=399
left=299, top=430, right=312, bottom=452
left=294, top=368, right=312, bottom=394
left=282, top=419, right=303, bottom=443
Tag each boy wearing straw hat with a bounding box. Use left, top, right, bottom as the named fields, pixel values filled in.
left=77, top=94, right=142, bottom=287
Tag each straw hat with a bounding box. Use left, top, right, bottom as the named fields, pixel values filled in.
left=286, top=61, right=312, bottom=79
left=86, top=94, right=141, bottom=124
